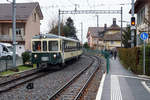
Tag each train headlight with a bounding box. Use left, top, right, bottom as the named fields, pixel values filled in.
left=53, top=54, right=56, bottom=58
left=34, top=54, right=37, bottom=58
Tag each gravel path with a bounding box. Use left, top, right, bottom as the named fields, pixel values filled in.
left=0, top=55, right=92, bottom=100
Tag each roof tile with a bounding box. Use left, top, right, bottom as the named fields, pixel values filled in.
left=0, top=2, right=43, bottom=21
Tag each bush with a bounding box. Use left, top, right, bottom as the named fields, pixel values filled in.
left=139, top=45, right=150, bottom=75
left=118, top=45, right=150, bottom=75
left=118, top=47, right=141, bottom=74
left=22, top=51, right=31, bottom=65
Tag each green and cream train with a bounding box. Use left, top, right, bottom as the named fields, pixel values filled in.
left=31, top=34, right=83, bottom=68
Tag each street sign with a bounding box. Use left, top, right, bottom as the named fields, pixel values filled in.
left=140, top=32, right=148, bottom=40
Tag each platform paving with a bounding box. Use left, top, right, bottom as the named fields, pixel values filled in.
left=99, top=57, right=150, bottom=100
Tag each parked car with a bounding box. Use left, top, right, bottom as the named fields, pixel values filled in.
left=0, top=43, right=19, bottom=58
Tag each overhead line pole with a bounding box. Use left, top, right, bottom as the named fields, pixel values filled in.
left=81, top=22, right=83, bottom=48
left=58, top=9, right=61, bottom=37
left=121, top=7, right=123, bottom=47
left=12, top=0, right=16, bottom=68
left=96, top=15, right=99, bottom=27
left=58, top=9, right=122, bottom=37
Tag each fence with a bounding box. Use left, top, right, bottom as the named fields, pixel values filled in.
left=0, top=56, right=23, bottom=72
left=83, top=48, right=102, bottom=55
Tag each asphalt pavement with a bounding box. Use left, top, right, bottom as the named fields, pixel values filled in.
left=100, top=57, right=150, bottom=100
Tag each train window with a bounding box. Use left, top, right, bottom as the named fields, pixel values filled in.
left=48, top=41, right=58, bottom=51
left=43, top=41, right=47, bottom=51
left=32, top=41, right=41, bottom=51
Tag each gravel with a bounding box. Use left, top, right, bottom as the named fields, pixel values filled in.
left=0, top=55, right=92, bottom=100
left=0, top=68, right=37, bottom=84
left=80, top=57, right=106, bottom=100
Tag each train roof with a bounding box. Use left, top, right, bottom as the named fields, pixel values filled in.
left=32, top=34, right=79, bottom=42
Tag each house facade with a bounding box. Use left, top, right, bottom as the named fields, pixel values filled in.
left=134, top=0, right=150, bottom=44
left=87, top=27, right=105, bottom=49
left=0, top=2, right=43, bottom=56
left=87, top=18, right=121, bottom=50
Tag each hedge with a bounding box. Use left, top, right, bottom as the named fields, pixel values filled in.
left=118, top=45, right=150, bottom=75
left=139, top=45, right=150, bottom=75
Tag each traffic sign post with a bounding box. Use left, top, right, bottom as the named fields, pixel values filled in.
left=144, top=40, right=145, bottom=75
left=140, top=32, right=149, bottom=75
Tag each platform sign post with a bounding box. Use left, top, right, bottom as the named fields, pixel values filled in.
left=101, top=50, right=110, bottom=74
left=140, top=32, right=149, bottom=75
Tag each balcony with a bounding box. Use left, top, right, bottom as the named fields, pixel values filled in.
left=0, top=35, right=25, bottom=42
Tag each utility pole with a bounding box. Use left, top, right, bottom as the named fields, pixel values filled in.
left=75, top=4, right=78, bottom=11
left=12, top=0, right=16, bottom=68
left=131, top=0, right=135, bottom=47
left=96, top=15, right=99, bottom=27
left=81, top=22, right=83, bottom=48
left=58, top=9, right=61, bottom=37
left=121, top=7, right=123, bottom=47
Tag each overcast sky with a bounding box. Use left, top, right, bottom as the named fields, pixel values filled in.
left=0, top=0, right=133, bottom=42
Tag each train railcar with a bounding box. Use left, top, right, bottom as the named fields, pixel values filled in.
left=31, top=34, right=83, bottom=68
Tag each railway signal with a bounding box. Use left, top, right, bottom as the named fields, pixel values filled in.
left=131, top=17, right=135, bottom=26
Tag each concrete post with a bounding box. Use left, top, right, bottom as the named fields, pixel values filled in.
left=12, top=0, right=16, bottom=68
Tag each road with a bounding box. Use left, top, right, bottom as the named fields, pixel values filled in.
left=100, top=57, right=150, bottom=100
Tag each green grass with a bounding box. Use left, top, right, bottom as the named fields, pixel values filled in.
left=18, top=65, right=33, bottom=71
left=0, top=70, right=14, bottom=76
left=0, top=64, right=37, bottom=76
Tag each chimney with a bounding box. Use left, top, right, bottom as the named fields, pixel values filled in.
left=104, top=24, right=107, bottom=30
left=113, top=18, right=116, bottom=25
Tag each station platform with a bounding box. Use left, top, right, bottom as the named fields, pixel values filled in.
left=96, top=57, right=150, bottom=100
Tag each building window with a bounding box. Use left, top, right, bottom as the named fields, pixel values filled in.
left=137, top=7, right=145, bottom=25
left=16, top=28, right=21, bottom=35
left=34, top=13, right=36, bottom=22
left=16, top=28, right=24, bottom=36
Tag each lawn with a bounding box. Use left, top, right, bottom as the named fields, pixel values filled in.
left=0, top=70, right=14, bottom=76
left=0, top=64, right=36, bottom=76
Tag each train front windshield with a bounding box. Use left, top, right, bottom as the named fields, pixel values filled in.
left=32, top=41, right=41, bottom=51
left=32, top=40, right=58, bottom=52
left=48, top=41, right=58, bottom=51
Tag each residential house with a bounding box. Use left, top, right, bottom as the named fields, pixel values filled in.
left=87, top=18, right=122, bottom=50
left=134, top=0, right=150, bottom=44
left=87, top=27, right=105, bottom=49
left=0, top=2, right=43, bottom=56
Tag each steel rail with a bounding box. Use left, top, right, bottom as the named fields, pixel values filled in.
left=48, top=56, right=97, bottom=100
left=74, top=56, right=101, bottom=100
left=0, top=69, right=49, bottom=94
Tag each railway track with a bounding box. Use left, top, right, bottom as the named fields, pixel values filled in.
left=0, top=69, right=49, bottom=94
left=48, top=56, right=101, bottom=100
